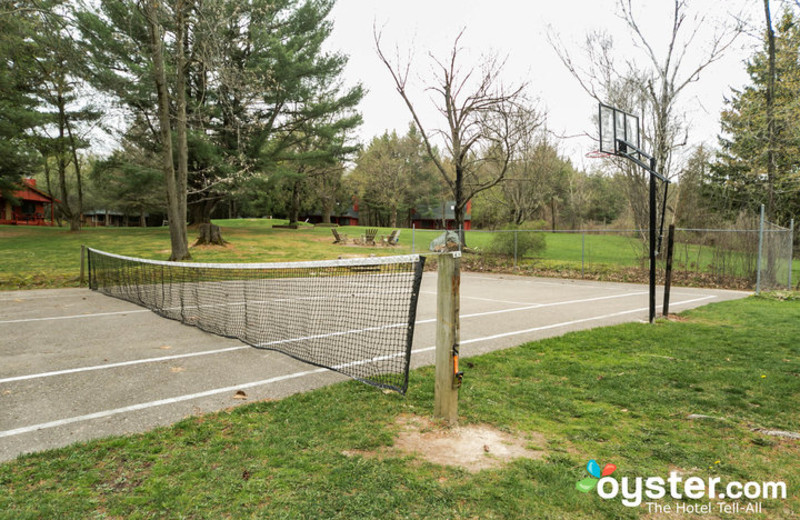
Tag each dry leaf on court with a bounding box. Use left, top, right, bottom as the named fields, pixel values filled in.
left=233, top=390, right=248, bottom=400
left=170, top=366, right=185, bottom=373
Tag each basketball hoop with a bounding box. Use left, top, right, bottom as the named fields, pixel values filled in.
left=585, top=150, right=612, bottom=159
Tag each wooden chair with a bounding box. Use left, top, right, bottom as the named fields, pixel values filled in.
left=331, top=228, right=348, bottom=244
left=362, top=228, right=378, bottom=246
left=382, top=229, right=401, bottom=245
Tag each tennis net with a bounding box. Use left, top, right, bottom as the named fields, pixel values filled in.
left=87, top=248, right=426, bottom=393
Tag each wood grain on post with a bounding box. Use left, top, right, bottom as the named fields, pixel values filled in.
left=434, top=252, right=460, bottom=425
left=80, top=245, right=86, bottom=287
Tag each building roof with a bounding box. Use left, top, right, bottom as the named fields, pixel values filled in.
left=83, top=210, right=149, bottom=217
left=7, top=179, right=58, bottom=203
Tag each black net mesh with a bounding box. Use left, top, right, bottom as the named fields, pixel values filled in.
left=87, top=248, right=425, bottom=393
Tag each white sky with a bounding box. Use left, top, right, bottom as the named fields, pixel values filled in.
left=324, top=0, right=767, bottom=170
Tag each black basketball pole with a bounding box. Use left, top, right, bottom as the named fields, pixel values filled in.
left=649, top=158, right=657, bottom=324
left=615, top=137, right=667, bottom=325
left=602, top=103, right=669, bottom=324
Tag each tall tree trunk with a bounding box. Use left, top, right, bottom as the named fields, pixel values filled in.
left=455, top=166, right=465, bottom=245
left=763, top=0, right=776, bottom=222
left=321, top=196, right=333, bottom=224
left=175, top=0, right=190, bottom=239
left=763, top=0, right=777, bottom=283
left=43, top=156, right=62, bottom=227
left=55, top=88, right=79, bottom=231
left=289, top=180, right=300, bottom=224
left=145, top=0, right=190, bottom=260
left=64, top=118, right=83, bottom=232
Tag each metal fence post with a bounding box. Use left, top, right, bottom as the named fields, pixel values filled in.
left=789, top=219, right=795, bottom=290
left=581, top=231, right=585, bottom=278
left=756, top=204, right=765, bottom=294
left=514, top=230, right=518, bottom=269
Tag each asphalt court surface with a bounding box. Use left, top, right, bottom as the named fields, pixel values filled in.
left=0, top=273, right=750, bottom=462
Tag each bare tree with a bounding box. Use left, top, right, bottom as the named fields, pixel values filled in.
left=551, top=0, right=741, bottom=233
left=375, top=28, right=537, bottom=245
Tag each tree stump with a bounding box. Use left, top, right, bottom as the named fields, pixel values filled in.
left=194, top=223, right=226, bottom=246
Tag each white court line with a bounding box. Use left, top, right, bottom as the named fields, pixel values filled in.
left=466, top=275, right=637, bottom=290
left=2, top=291, right=647, bottom=383
left=0, top=346, right=250, bottom=384
left=0, top=295, right=715, bottom=439
left=420, top=291, right=537, bottom=306
left=419, top=290, right=649, bottom=323
left=0, top=291, right=408, bottom=325
left=0, top=309, right=150, bottom=324
left=0, top=293, right=84, bottom=302
left=460, top=295, right=715, bottom=345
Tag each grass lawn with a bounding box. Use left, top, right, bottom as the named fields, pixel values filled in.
left=1, top=220, right=797, bottom=290
left=1, top=295, right=798, bottom=518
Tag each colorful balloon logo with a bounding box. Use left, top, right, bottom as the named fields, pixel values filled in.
left=576, top=459, right=617, bottom=492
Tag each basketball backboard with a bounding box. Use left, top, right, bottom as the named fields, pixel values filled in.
left=598, top=104, right=639, bottom=156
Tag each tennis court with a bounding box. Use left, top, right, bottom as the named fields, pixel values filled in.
left=0, top=272, right=748, bottom=462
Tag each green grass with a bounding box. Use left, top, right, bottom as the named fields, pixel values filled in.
left=1, top=296, right=799, bottom=518
left=1, top=220, right=797, bottom=290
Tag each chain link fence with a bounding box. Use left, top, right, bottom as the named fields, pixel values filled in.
left=409, top=213, right=795, bottom=292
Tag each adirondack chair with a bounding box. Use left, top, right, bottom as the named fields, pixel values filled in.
left=382, top=229, right=401, bottom=245
left=331, top=228, right=347, bottom=244
left=362, top=228, right=378, bottom=246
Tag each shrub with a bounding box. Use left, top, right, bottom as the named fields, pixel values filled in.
left=487, top=221, right=547, bottom=258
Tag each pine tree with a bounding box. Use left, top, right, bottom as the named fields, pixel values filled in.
left=712, top=10, right=800, bottom=224
left=0, top=4, right=44, bottom=196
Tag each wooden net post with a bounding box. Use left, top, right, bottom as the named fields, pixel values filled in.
left=434, top=251, right=461, bottom=425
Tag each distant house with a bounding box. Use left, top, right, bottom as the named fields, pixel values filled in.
left=302, top=200, right=360, bottom=226
left=82, top=210, right=149, bottom=227
left=411, top=200, right=472, bottom=230
left=302, top=199, right=472, bottom=229
left=0, top=179, right=58, bottom=226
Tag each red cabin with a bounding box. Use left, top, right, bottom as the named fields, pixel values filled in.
left=0, top=179, right=58, bottom=226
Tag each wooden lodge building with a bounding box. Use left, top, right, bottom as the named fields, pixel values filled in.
left=0, top=179, right=58, bottom=226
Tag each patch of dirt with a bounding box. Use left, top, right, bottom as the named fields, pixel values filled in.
left=189, top=243, right=235, bottom=251
left=664, top=314, right=691, bottom=322
left=344, top=414, right=546, bottom=473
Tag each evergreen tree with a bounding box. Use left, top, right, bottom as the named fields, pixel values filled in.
left=0, top=4, right=45, bottom=196
left=712, top=10, right=800, bottom=224
left=77, top=0, right=362, bottom=255
left=349, top=126, right=442, bottom=227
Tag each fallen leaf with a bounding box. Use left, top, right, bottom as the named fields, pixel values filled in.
left=159, top=345, right=172, bottom=350
left=170, top=367, right=185, bottom=373
left=483, top=445, right=490, bottom=453
left=233, top=390, right=247, bottom=400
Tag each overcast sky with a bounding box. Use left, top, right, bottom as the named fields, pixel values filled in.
left=324, top=0, right=766, bottom=169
